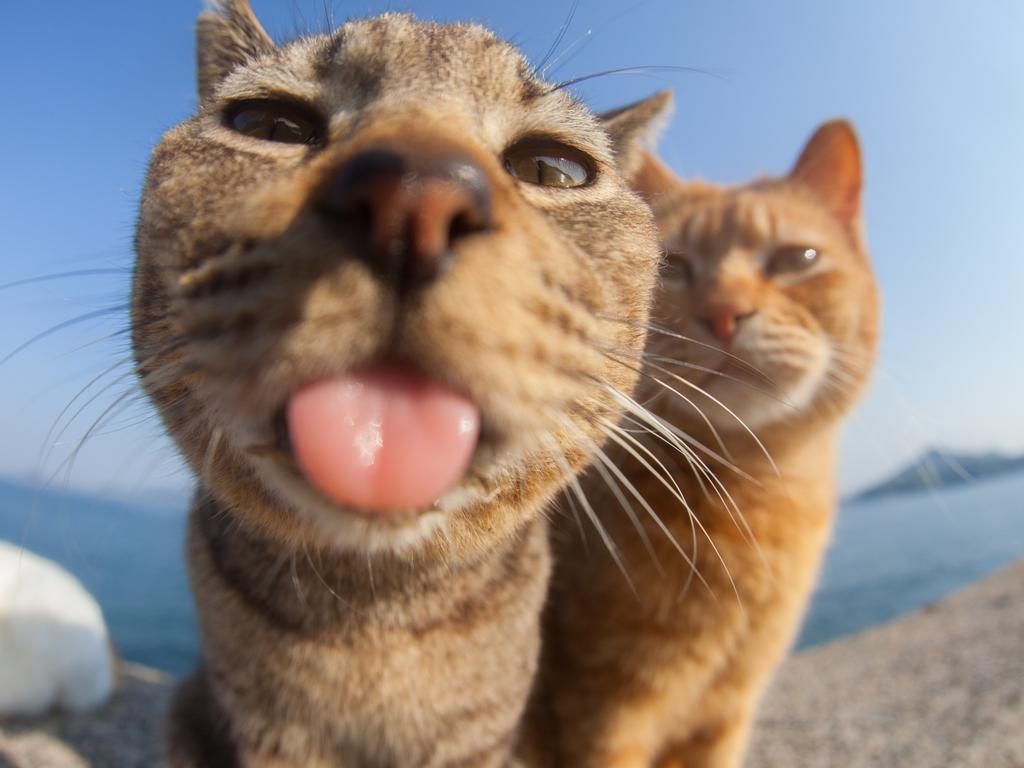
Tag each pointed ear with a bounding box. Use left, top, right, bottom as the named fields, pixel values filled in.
left=197, top=0, right=275, bottom=105
left=790, top=119, right=863, bottom=228
left=629, top=150, right=682, bottom=202
left=600, top=91, right=674, bottom=180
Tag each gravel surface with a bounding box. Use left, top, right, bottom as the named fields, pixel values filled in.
left=2, top=561, right=1021, bottom=767
left=0, top=664, right=170, bottom=768
left=748, top=559, right=1024, bottom=768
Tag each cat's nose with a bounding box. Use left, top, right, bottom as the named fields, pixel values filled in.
left=318, top=146, right=493, bottom=294
left=696, top=305, right=758, bottom=346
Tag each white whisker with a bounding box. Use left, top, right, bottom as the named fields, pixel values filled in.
left=545, top=434, right=636, bottom=595
left=595, top=418, right=717, bottom=601
left=643, top=358, right=781, bottom=481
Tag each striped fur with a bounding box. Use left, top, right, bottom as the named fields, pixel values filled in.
left=132, top=3, right=669, bottom=765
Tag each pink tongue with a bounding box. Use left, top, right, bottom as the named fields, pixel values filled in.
left=287, top=365, right=480, bottom=513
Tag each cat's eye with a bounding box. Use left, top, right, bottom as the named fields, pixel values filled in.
left=503, top=140, right=594, bottom=189
left=663, top=252, right=695, bottom=285
left=766, top=245, right=820, bottom=276
left=225, top=100, right=324, bottom=145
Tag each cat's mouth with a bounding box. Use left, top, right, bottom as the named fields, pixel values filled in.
left=272, top=361, right=484, bottom=516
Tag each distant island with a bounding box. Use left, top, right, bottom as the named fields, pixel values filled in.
left=852, top=448, right=1024, bottom=502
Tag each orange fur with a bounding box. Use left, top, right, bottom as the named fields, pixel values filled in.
left=531, top=120, right=879, bottom=767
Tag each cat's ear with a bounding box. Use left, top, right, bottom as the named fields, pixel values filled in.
left=629, top=150, right=681, bottom=202
left=789, top=120, right=862, bottom=228
left=600, top=91, right=674, bottom=180
left=197, top=0, right=276, bottom=105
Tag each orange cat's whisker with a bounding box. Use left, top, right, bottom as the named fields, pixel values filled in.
left=603, top=313, right=765, bottom=385
left=612, top=330, right=780, bottom=391
left=643, top=352, right=795, bottom=407
left=640, top=319, right=778, bottom=388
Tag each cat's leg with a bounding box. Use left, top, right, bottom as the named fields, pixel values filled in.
left=554, top=686, right=665, bottom=768
left=166, top=670, right=239, bottom=768
left=655, top=709, right=754, bottom=768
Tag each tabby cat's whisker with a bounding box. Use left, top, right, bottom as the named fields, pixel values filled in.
left=599, top=383, right=769, bottom=581
left=588, top=440, right=665, bottom=576
left=48, top=388, right=140, bottom=486
left=542, top=26, right=593, bottom=78
left=0, top=305, right=129, bottom=369
left=597, top=388, right=744, bottom=586
left=289, top=548, right=309, bottom=612
left=600, top=415, right=705, bottom=598
left=0, top=268, right=131, bottom=293
left=302, top=544, right=349, bottom=607
left=432, top=522, right=457, bottom=579
left=602, top=351, right=732, bottom=460
left=545, top=0, right=656, bottom=78
left=546, top=434, right=635, bottom=595
left=535, top=0, right=580, bottom=75
left=559, top=487, right=591, bottom=556
left=63, top=327, right=134, bottom=357
left=645, top=353, right=794, bottom=408
left=42, top=357, right=134, bottom=447
left=633, top=405, right=769, bottom=574
left=643, top=358, right=781, bottom=480
left=42, top=366, right=139, bottom=465
left=618, top=411, right=757, bottom=486
left=597, top=415, right=733, bottom=606
left=201, top=428, right=224, bottom=487
left=591, top=418, right=713, bottom=591
left=594, top=357, right=759, bottom=483
left=553, top=415, right=665, bottom=575
left=545, top=65, right=723, bottom=95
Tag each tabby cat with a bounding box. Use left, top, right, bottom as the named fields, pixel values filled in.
left=131, top=2, right=669, bottom=765
left=534, top=120, right=879, bottom=767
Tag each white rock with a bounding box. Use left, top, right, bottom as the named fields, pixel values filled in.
left=0, top=540, right=115, bottom=717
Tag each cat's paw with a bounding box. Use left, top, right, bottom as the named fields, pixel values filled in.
left=0, top=540, right=116, bottom=716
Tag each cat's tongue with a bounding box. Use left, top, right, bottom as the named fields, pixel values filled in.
left=287, top=365, right=480, bottom=513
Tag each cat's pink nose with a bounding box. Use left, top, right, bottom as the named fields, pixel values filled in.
left=696, top=305, right=757, bottom=346
left=318, top=146, right=493, bottom=295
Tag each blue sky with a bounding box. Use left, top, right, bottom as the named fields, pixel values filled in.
left=0, top=0, right=1021, bottom=497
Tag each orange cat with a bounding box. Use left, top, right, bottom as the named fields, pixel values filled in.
left=532, top=121, right=879, bottom=767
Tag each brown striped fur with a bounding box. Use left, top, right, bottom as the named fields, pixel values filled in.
left=132, top=3, right=669, bottom=765
left=530, top=121, right=879, bottom=767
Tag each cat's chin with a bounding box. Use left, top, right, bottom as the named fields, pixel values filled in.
left=243, top=434, right=517, bottom=556
left=651, top=351, right=827, bottom=439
